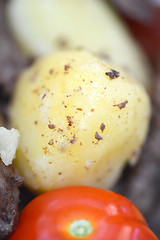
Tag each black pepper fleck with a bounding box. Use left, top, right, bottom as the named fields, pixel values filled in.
left=70, top=139, right=76, bottom=144
left=113, top=100, right=128, bottom=110
left=100, top=123, right=105, bottom=132
left=48, top=124, right=56, bottom=129
left=105, top=69, right=120, bottom=80
left=64, top=64, right=71, bottom=71
left=49, top=69, right=54, bottom=74
left=43, top=147, right=48, bottom=154
left=58, top=128, right=63, bottom=132
left=41, top=93, right=46, bottom=99
left=48, top=139, right=54, bottom=145
left=95, top=132, right=103, bottom=141
left=66, top=116, right=73, bottom=126
left=76, top=108, right=83, bottom=111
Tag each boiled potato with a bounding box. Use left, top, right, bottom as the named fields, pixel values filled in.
left=6, top=0, right=152, bottom=90
left=10, top=51, right=151, bottom=193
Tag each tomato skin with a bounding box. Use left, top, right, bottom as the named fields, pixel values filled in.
left=8, top=186, right=158, bottom=240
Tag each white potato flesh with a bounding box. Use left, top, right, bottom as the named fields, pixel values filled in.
left=0, top=127, right=19, bottom=166
left=6, top=0, right=152, bottom=90
left=10, top=51, right=151, bottom=193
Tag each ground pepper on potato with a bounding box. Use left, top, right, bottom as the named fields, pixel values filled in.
left=9, top=50, right=151, bottom=193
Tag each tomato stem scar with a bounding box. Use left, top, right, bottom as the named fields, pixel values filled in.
left=69, top=219, right=93, bottom=238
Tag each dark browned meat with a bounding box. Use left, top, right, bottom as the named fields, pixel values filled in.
left=0, top=160, right=23, bottom=240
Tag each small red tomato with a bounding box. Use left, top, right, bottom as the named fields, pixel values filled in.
left=8, top=186, right=158, bottom=240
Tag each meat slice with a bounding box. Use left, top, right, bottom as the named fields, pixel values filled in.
left=0, top=160, right=23, bottom=240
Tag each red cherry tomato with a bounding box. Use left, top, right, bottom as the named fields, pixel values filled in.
left=8, top=186, right=158, bottom=240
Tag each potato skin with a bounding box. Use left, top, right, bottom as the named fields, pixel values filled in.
left=10, top=51, right=151, bottom=193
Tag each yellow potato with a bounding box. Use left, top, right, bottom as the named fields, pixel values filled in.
left=10, top=51, right=151, bottom=193
left=6, top=0, right=152, bottom=90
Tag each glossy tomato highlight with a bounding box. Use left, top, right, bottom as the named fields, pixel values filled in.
left=8, top=186, right=158, bottom=240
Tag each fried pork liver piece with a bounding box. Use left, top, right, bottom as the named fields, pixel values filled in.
left=0, top=160, right=22, bottom=240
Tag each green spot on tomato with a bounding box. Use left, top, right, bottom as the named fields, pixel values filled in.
left=69, top=219, right=93, bottom=238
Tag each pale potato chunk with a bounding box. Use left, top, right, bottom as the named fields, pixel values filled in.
left=10, top=51, right=151, bottom=193
left=6, top=0, right=152, bottom=90
left=0, top=127, right=20, bottom=166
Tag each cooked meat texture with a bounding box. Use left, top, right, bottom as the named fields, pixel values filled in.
left=0, top=160, right=22, bottom=240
